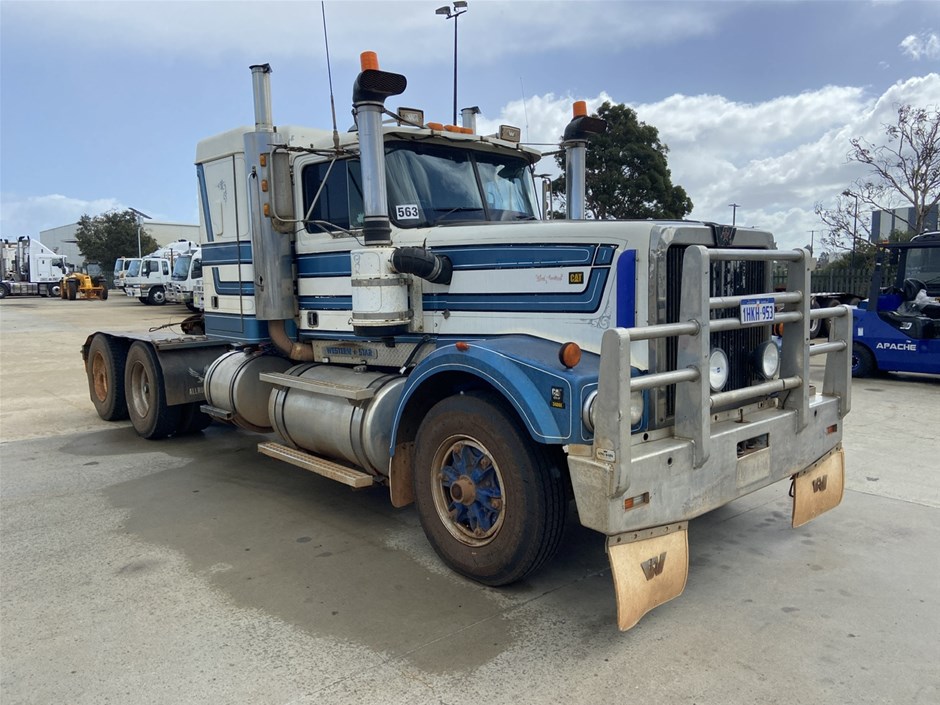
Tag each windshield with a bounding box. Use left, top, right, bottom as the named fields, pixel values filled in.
left=172, top=255, right=193, bottom=280
left=127, top=260, right=141, bottom=277
left=385, top=141, right=538, bottom=228
left=905, top=246, right=940, bottom=295
left=114, top=258, right=124, bottom=276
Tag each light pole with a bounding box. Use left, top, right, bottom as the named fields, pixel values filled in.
left=128, top=207, right=152, bottom=258
left=436, top=1, right=468, bottom=125
left=807, top=230, right=815, bottom=255
left=842, top=190, right=859, bottom=271
left=729, top=202, right=741, bottom=226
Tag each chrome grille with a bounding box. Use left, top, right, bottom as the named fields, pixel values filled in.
left=665, top=245, right=769, bottom=416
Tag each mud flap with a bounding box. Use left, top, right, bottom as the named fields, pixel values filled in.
left=607, top=523, right=688, bottom=631
left=791, top=447, right=845, bottom=528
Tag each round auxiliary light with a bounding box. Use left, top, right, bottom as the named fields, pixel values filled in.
left=630, top=390, right=644, bottom=427
left=708, top=348, right=730, bottom=392
left=754, top=340, right=780, bottom=379
left=559, top=342, right=582, bottom=369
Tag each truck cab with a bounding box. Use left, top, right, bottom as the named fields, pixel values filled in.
left=167, top=248, right=203, bottom=310
left=124, top=256, right=172, bottom=305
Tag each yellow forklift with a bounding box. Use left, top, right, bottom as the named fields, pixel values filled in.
left=60, top=262, right=108, bottom=300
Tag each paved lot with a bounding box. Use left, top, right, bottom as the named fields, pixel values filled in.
left=1, top=295, right=938, bottom=704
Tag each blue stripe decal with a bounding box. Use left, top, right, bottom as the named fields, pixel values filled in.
left=297, top=252, right=353, bottom=277
left=204, top=313, right=269, bottom=343
left=297, top=269, right=609, bottom=314
left=423, top=269, right=608, bottom=313
left=203, top=241, right=253, bottom=264
left=616, top=250, right=636, bottom=328
left=197, top=164, right=213, bottom=243
left=594, top=245, right=616, bottom=266
left=298, top=295, right=352, bottom=310
left=435, top=244, right=595, bottom=270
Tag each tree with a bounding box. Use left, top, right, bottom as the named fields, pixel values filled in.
left=552, top=101, right=693, bottom=220
left=816, top=104, right=939, bottom=252
left=74, top=210, right=159, bottom=272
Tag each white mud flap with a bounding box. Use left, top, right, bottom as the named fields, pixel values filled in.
left=607, top=523, right=688, bottom=631
left=792, top=447, right=845, bottom=528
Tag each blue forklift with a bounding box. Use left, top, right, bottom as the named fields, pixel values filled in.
left=851, top=231, right=940, bottom=377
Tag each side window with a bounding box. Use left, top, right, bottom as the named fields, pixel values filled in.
left=163, top=261, right=169, bottom=275
left=192, top=259, right=202, bottom=278
left=301, top=159, right=364, bottom=233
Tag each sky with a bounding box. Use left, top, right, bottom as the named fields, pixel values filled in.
left=1, top=0, right=938, bottom=251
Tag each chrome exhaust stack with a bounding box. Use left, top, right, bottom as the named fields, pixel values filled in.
left=349, top=52, right=411, bottom=338
left=562, top=101, right=606, bottom=220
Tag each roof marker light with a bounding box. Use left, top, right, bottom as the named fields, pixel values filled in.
left=360, top=51, right=379, bottom=71
left=573, top=100, right=587, bottom=117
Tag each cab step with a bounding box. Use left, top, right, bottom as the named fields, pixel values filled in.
left=257, top=441, right=374, bottom=488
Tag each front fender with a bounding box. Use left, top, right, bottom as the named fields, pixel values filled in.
left=391, top=336, right=600, bottom=450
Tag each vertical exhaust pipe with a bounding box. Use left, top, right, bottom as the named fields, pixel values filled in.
left=461, top=106, right=480, bottom=133
left=562, top=101, right=606, bottom=220
left=349, top=52, right=412, bottom=338
left=250, top=64, right=274, bottom=131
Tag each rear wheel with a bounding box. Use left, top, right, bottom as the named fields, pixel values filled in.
left=86, top=335, right=128, bottom=421
left=100, top=287, right=109, bottom=300
left=125, top=341, right=181, bottom=439
left=148, top=287, right=166, bottom=305
left=851, top=343, right=877, bottom=378
left=413, top=392, right=567, bottom=586
left=0, top=284, right=8, bottom=299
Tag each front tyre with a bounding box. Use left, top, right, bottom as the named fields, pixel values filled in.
left=413, top=392, right=567, bottom=586
left=124, top=341, right=181, bottom=439
left=147, top=287, right=166, bottom=305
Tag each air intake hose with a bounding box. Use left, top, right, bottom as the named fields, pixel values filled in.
left=391, top=247, right=453, bottom=285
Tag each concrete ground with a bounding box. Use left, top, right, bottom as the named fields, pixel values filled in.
left=1, top=295, right=938, bottom=705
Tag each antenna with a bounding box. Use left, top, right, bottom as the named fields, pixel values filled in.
left=321, top=1, right=340, bottom=151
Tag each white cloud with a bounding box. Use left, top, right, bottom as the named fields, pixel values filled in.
left=0, top=193, right=123, bottom=237
left=1, top=1, right=728, bottom=65
left=899, top=32, right=940, bottom=61
left=481, top=73, right=940, bottom=251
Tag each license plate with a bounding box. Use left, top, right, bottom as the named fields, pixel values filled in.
left=740, top=297, right=775, bottom=324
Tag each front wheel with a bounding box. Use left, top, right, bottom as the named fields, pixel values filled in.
left=147, top=287, right=166, bottom=305
left=0, top=284, right=8, bottom=299
left=124, top=341, right=181, bottom=439
left=67, top=279, right=78, bottom=300
left=413, top=392, right=567, bottom=586
left=851, top=343, right=877, bottom=378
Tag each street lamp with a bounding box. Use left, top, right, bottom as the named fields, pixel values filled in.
left=729, top=202, right=741, bottom=226
left=128, top=207, right=152, bottom=258
left=436, top=1, right=468, bottom=125
left=842, top=190, right=859, bottom=271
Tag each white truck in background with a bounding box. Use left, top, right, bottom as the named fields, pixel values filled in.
left=167, top=247, right=203, bottom=310
left=0, top=237, right=69, bottom=298
left=82, top=55, right=852, bottom=630
left=124, top=240, right=198, bottom=305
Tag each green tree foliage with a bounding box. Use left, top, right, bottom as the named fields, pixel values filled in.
left=553, top=101, right=693, bottom=220
left=74, top=210, right=159, bottom=272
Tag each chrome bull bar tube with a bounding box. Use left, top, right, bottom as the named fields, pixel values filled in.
left=577, top=245, right=852, bottom=508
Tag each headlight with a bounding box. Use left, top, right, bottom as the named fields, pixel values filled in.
left=582, top=389, right=645, bottom=432
left=582, top=390, right=598, bottom=432
left=754, top=340, right=780, bottom=379
left=708, top=348, right=729, bottom=391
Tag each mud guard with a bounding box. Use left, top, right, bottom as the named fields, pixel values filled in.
left=607, top=522, right=688, bottom=631
left=792, top=446, right=845, bottom=528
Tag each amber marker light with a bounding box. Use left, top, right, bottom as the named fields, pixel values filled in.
left=559, top=342, right=582, bottom=368
left=455, top=341, right=470, bottom=351
left=360, top=51, right=379, bottom=70
left=427, top=122, right=444, bottom=131
left=573, top=100, right=587, bottom=117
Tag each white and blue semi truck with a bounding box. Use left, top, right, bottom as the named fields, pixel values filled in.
left=82, top=54, right=852, bottom=630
